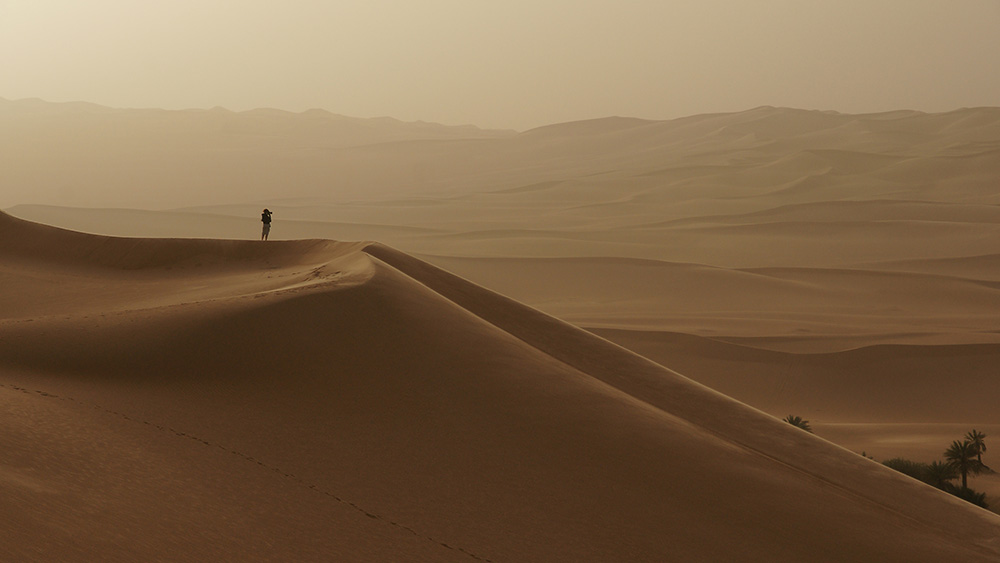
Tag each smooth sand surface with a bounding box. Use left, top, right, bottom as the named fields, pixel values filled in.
left=5, top=103, right=1000, bottom=560
left=3, top=210, right=1000, bottom=562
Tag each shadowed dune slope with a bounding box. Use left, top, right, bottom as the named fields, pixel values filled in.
left=2, top=211, right=1000, bottom=562
left=589, top=328, right=1000, bottom=424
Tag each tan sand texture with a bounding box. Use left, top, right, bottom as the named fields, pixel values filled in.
left=5, top=100, right=1000, bottom=559
left=2, top=210, right=1000, bottom=562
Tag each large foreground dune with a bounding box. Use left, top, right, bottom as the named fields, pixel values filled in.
left=3, top=210, right=999, bottom=562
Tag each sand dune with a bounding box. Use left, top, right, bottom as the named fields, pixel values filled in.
left=0, top=98, right=515, bottom=209
left=589, top=329, right=1000, bottom=423
left=5, top=101, right=1000, bottom=559
left=421, top=255, right=1000, bottom=350
left=6, top=101, right=1000, bottom=212
left=3, top=210, right=1000, bottom=561
left=588, top=327, right=1000, bottom=508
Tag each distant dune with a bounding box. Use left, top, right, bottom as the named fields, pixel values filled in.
left=3, top=210, right=1000, bottom=561
left=0, top=97, right=516, bottom=209
left=4, top=99, right=999, bottom=210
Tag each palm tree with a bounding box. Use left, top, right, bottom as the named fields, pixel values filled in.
left=923, top=460, right=958, bottom=489
left=944, top=440, right=982, bottom=489
left=782, top=415, right=812, bottom=433
left=965, top=429, right=987, bottom=465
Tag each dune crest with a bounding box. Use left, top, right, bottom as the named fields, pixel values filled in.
left=2, top=211, right=999, bottom=562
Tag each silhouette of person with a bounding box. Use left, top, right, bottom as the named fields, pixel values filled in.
left=261, top=208, right=272, bottom=240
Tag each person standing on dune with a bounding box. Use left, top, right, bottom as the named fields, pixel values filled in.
left=261, top=208, right=272, bottom=240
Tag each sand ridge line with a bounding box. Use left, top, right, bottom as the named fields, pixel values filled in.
left=474, top=327, right=999, bottom=553
left=687, top=417, right=1000, bottom=557
left=362, top=246, right=1000, bottom=555
left=505, top=328, right=1000, bottom=554
left=0, top=381, right=495, bottom=563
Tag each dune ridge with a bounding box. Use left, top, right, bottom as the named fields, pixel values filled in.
left=3, top=211, right=1000, bottom=561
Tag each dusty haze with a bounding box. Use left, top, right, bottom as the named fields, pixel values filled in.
left=2, top=1, right=999, bottom=129
left=3, top=2, right=1000, bottom=558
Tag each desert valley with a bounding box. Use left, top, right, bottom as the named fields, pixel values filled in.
left=2, top=98, right=1000, bottom=561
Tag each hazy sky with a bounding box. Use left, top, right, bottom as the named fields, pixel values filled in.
left=2, top=1, right=998, bottom=130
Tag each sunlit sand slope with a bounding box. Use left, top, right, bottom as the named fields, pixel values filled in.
left=2, top=211, right=999, bottom=562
